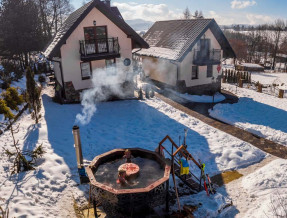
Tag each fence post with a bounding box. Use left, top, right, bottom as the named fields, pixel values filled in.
left=278, top=89, right=284, bottom=98
left=257, top=83, right=262, bottom=93
left=239, top=78, right=243, bottom=88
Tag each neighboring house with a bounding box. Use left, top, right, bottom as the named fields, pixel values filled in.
left=135, top=19, right=236, bottom=95
left=44, top=0, right=148, bottom=102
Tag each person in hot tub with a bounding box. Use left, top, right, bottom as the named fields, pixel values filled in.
left=123, top=149, right=133, bottom=163
left=117, top=169, right=129, bottom=186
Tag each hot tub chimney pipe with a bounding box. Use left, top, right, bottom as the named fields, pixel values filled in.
left=73, top=125, right=83, bottom=168
left=72, top=126, right=89, bottom=184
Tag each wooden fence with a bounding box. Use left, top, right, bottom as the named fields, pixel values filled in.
left=222, top=69, right=251, bottom=84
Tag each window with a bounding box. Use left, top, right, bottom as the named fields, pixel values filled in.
left=199, top=39, right=210, bottom=58
left=192, top=66, right=198, bottom=79
left=106, top=59, right=117, bottom=75
left=84, top=26, right=108, bottom=54
left=81, top=62, right=92, bottom=80
left=207, top=65, right=213, bottom=78
left=84, top=26, right=107, bottom=40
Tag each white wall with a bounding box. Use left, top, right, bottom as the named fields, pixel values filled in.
left=140, top=28, right=223, bottom=88
left=179, top=28, right=223, bottom=88
left=142, top=56, right=177, bottom=86
left=60, top=6, right=133, bottom=90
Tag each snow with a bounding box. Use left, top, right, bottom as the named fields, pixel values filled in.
left=251, top=72, right=287, bottom=86
left=0, top=86, right=266, bottom=217
left=0, top=76, right=26, bottom=94
left=210, top=83, right=287, bottom=146
left=241, top=159, right=287, bottom=217
left=168, top=89, right=226, bottom=103
left=240, top=63, right=264, bottom=69
left=135, top=47, right=180, bottom=60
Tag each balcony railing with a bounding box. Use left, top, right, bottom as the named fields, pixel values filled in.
left=79, top=37, right=120, bottom=61
left=193, top=49, right=221, bottom=66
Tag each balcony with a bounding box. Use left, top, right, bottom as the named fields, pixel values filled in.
left=79, top=37, right=120, bottom=61
left=193, top=49, right=221, bottom=66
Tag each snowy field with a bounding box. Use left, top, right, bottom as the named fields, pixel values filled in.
left=0, top=86, right=267, bottom=217
left=251, top=72, right=287, bottom=87
left=210, top=83, right=287, bottom=146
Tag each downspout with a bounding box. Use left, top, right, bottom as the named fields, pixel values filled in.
left=170, top=60, right=179, bottom=82
left=50, top=58, right=66, bottom=99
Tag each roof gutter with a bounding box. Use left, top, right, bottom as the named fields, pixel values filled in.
left=132, top=48, right=142, bottom=54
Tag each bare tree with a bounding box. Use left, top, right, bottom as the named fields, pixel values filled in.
left=194, top=10, right=199, bottom=18
left=36, top=0, right=74, bottom=40
left=271, top=19, right=286, bottom=70
left=183, top=7, right=191, bottom=19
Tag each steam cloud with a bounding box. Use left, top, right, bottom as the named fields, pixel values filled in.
left=75, top=63, right=134, bottom=125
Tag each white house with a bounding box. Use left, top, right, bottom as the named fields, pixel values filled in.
left=135, top=19, right=236, bottom=95
left=44, top=0, right=148, bottom=102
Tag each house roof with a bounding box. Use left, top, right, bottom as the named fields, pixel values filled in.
left=136, top=19, right=236, bottom=62
left=44, top=0, right=148, bottom=58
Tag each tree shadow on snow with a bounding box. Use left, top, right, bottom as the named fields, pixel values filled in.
left=42, top=94, right=239, bottom=216
left=22, top=124, right=40, bottom=151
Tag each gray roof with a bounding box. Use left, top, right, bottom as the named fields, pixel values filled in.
left=44, top=0, right=148, bottom=58
left=137, top=19, right=236, bottom=61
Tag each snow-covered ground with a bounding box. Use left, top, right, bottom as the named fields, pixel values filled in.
left=210, top=83, right=287, bottom=146
left=251, top=72, right=287, bottom=87
left=0, top=86, right=267, bottom=217
left=168, top=89, right=226, bottom=103
left=241, top=158, right=287, bottom=217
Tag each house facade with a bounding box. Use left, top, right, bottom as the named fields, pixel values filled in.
left=135, top=19, right=236, bottom=95
left=44, top=0, right=148, bottom=102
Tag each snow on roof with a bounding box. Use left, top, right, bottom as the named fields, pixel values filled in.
left=240, top=63, right=264, bottom=68
left=136, top=46, right=181, bottom=60
left=135, top=19, right=235, bottom=61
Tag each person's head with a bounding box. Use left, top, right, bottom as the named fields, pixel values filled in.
left=118, top=169, right=126, bottom=176
left=125, top=149, right=131, bottom=155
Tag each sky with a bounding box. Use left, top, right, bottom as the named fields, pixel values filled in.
left=72, top=0, right=287, bottom=25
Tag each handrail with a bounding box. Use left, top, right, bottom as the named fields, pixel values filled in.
left=79, top=37, right=119, bottom=56
left=193, top=48, right=221, bottom=62
left=159, top=136, right=201, bottom=184
left=159, top=135, right=201, bottom=169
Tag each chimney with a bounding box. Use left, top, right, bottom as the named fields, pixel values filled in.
left=72, top=125, right=84, bottom=169
left=104, top=0, right=111, bottom=8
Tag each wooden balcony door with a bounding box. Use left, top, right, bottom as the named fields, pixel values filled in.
left=199, top=39, right=210, bottom=59
left=84, top=26, right=108, bottom=54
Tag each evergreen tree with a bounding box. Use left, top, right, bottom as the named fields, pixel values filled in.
left=0, top=0, right=44, bottom=64
left=0, top=98, right=14, bottom=120
left=26, top=67, right=41, bottom=124
left=2, top=87, right=24, bottom=111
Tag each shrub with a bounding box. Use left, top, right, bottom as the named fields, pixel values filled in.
left=0, top=60, right=23, bottom=82
left=0, top=99, right=14, bottom=120
left=1, top=81, right=10, bottom=90
left=2, top=87, right=24, bottom=111
left=26, top=67, right=41, bottom=124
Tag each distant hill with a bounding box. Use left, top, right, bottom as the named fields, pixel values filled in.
left=125, top=19, right=154, bottom=32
